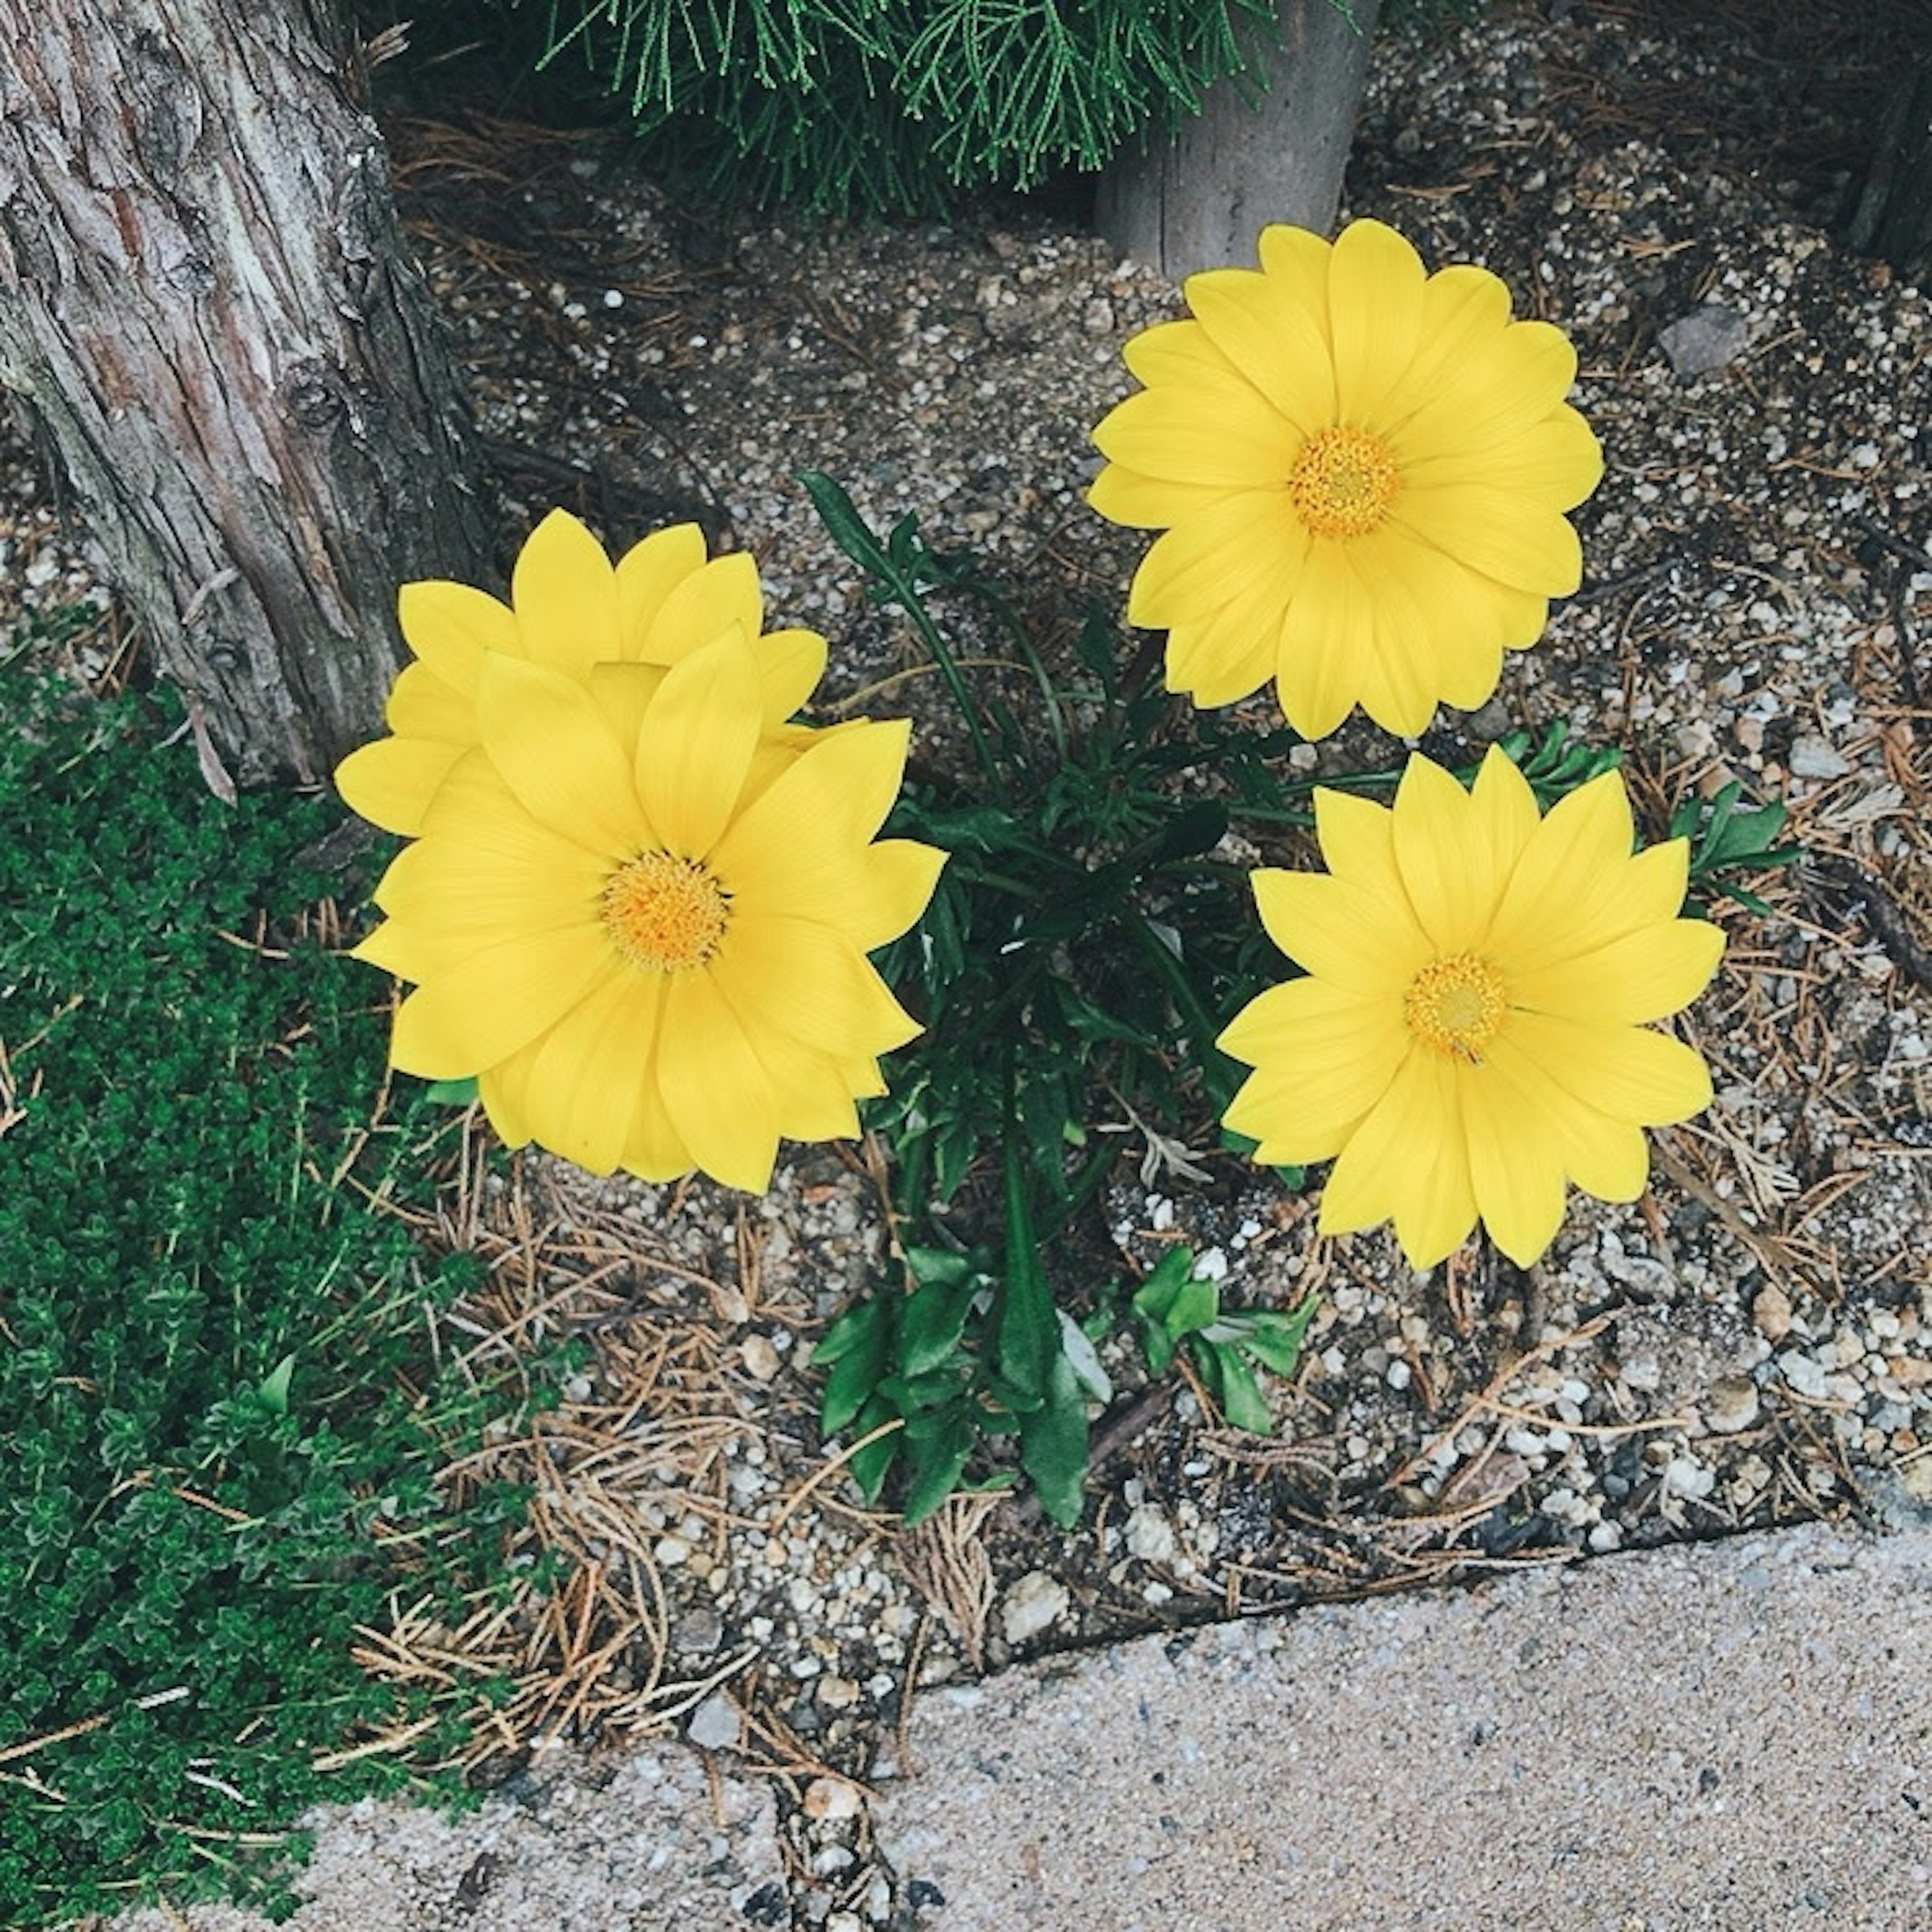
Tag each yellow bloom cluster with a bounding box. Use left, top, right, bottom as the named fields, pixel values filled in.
left=337, top=511, right=943, bottom=1192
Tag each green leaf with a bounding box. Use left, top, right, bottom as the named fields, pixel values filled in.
left=1163, top=1274, right=1220, bottom=1343
left=256, top=1352, right=296, bottom=1416
left=1234, top=1295, right=1320, bottom=1376
left=796, top=470, right=893, bottom=581
left=819, top=1303, right=893, bottom=1434
left=1198, top=1341, right=1272, bottom=1434
left=422, top=1077, right=478, bottom=1106
left=996, top=1137, right=1056, bottom=1405
left=1018, top=1354, right=1087, bottom=1527
left=846, top=1394, right=902, bottom=1503
left=1130, top=1246, right=1194, bottom=1325
left=898, top=1275, right=980, bottom=1379
left=810, top=1291, right=892, bottom=1368
left=902, top=1411, right=976, bottom=1525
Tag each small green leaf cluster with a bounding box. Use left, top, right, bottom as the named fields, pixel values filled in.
left=811, top=1143, right=1096, bottom=1527
left=0, top=669, right=551, bottom=1924
left=1128, top=1246, right=1317, bottom=1434
left=1669, top=779, right=1799, bottom=916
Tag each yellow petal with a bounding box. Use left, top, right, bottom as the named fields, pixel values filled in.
left=615, top=524, right=708, bottom=658
left=1461, top=1061, right=1568, bottom=1265
left=1378, top=264, right=1511, bottom=424
left=1501, top=1012, right=1714, bottom=1123
left=1392, top=747, right=1544, bottom=962
left=478, top=1037, right=542, bottom=1148
left=350, top=916, right=430, bottom=983
left=397, top=579, right=520, bottom=692
left=1316, top=1047, right=1463, bottom=1248
left=585, top=660, right=669, bottom=761
left=1129, top=491, right=1299, bottom=630
left=1255, top=223, right=1334, bottom=328
left=475, top=654, right=642, bottom=859
left=1183, top=266, right=1336, bottom=436
left=1392, top=485, right=1583, bottom=596
left=510, top=509, right=621, bottom=681
left=335, top=736, right=464, bottom=837
left=1510, top=920, right=1724, bottom=1025
left=1402, top=404, right=1603, bottom=509
left=634, top=626, right=762, bottom=856
left=656, top=969, right=779, bottom=1191
left=1327, top=219, right=1426, bottom=424
left=371, top=824, right=605, bottom=962
left=1219, top=978, right=1407, bottom=1165
left=1087, top=462, right=1235, bottom=530
left=1119, top=317, right=1260, bottom=396
left=1275, top=540, right=1370, bottom=739
left=390, top=925, right=613, bottom=1080
left=1489, top=837, right=1693, bottom=978
left=624, top=1054, right=694, bottom=1181
left=1167, top=591, right=1285, bottom=709
left=711, top=719, right=912, bottom=900
left=1251, top=868, right=1430, bottom=991
left=712, top=911, right=921, bottom=1056
left=1394, top=317, right=1580, bottom=458
left=1092, top=385, right=1298, bottom=491
left=1484, top=768, right=1633, bottom=944
left=1312, top=787, right=1411, bottom=923
left=384, top=661, right=476, bottom=744
left=850, top=839, right=947, bottom=950
left=1482, top=1033, right=1651, bottom=1200
left=747, top=1023, right=863, bottom=1144
left=647, top=553, right=763, bottom=666
left=522, top=968, right=663, bottom=1174
left=756, top=627, right=828, bottom=720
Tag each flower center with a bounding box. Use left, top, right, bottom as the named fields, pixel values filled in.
left=1287, top=426, right=1399, bottom=539
left=1404, top=953, right=1507, bottom=1064
left=602, top=851, right=730, bottom=972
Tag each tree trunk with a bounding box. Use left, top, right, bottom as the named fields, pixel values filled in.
left=1843, top=51, right=1932, bottom=289
left=1095, top=0, right=1382, bottom=283
left=0, top=0, right=487, bottom=794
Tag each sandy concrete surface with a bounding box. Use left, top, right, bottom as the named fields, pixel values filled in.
left=113, top=1523, right=1931, bottom=1931
left=873, top=1521, right=1932, bottom=1932
left=112, top=1744, right=783, bottom=1931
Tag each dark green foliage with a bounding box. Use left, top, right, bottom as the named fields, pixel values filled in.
left=1128, top=1245, right=1317, bottom=1433
left=1669, top=779, right=1799, bottom=916
left=796, top=477, right=1732, bottom=1526
left=800, top=476, right=1318, bottom=1523
left=0, top=668, right=547, bottom=1925
left=459, top=0, right=1294, bottom=215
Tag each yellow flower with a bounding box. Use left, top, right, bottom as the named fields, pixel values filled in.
left=1218, top=748, right=1723, bottom=1268
left=1089, top=219, right=1603, bottom=739
left=336, top=509, right=828, bottom=836
left=351, top=627, right=945, bottom=1192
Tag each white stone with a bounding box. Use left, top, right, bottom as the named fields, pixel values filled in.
left=1000, top=1570, right=1070, bottom=1645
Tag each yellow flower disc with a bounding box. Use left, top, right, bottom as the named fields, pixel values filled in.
left=1287, top=426, right=1399, bottom=539
left=602, top=851, right=730, bottom=971
left=1403, top=954, right=1505, bottom=1063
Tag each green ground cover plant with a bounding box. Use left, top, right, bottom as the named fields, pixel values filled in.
left=0, top=653, right=552, bottom=1927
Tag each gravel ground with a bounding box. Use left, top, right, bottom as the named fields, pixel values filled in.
left=12, top=0, right=1922, bottom=1924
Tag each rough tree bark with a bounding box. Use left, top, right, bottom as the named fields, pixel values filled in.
left=1095, top=0, right=1383, bottom=283
left=1843, top=49, right=1932, bottom=289
left=0, top=0, right=487, bottom=793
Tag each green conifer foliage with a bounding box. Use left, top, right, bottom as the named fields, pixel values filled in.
left=516, top=0, right=1293, bottom=213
